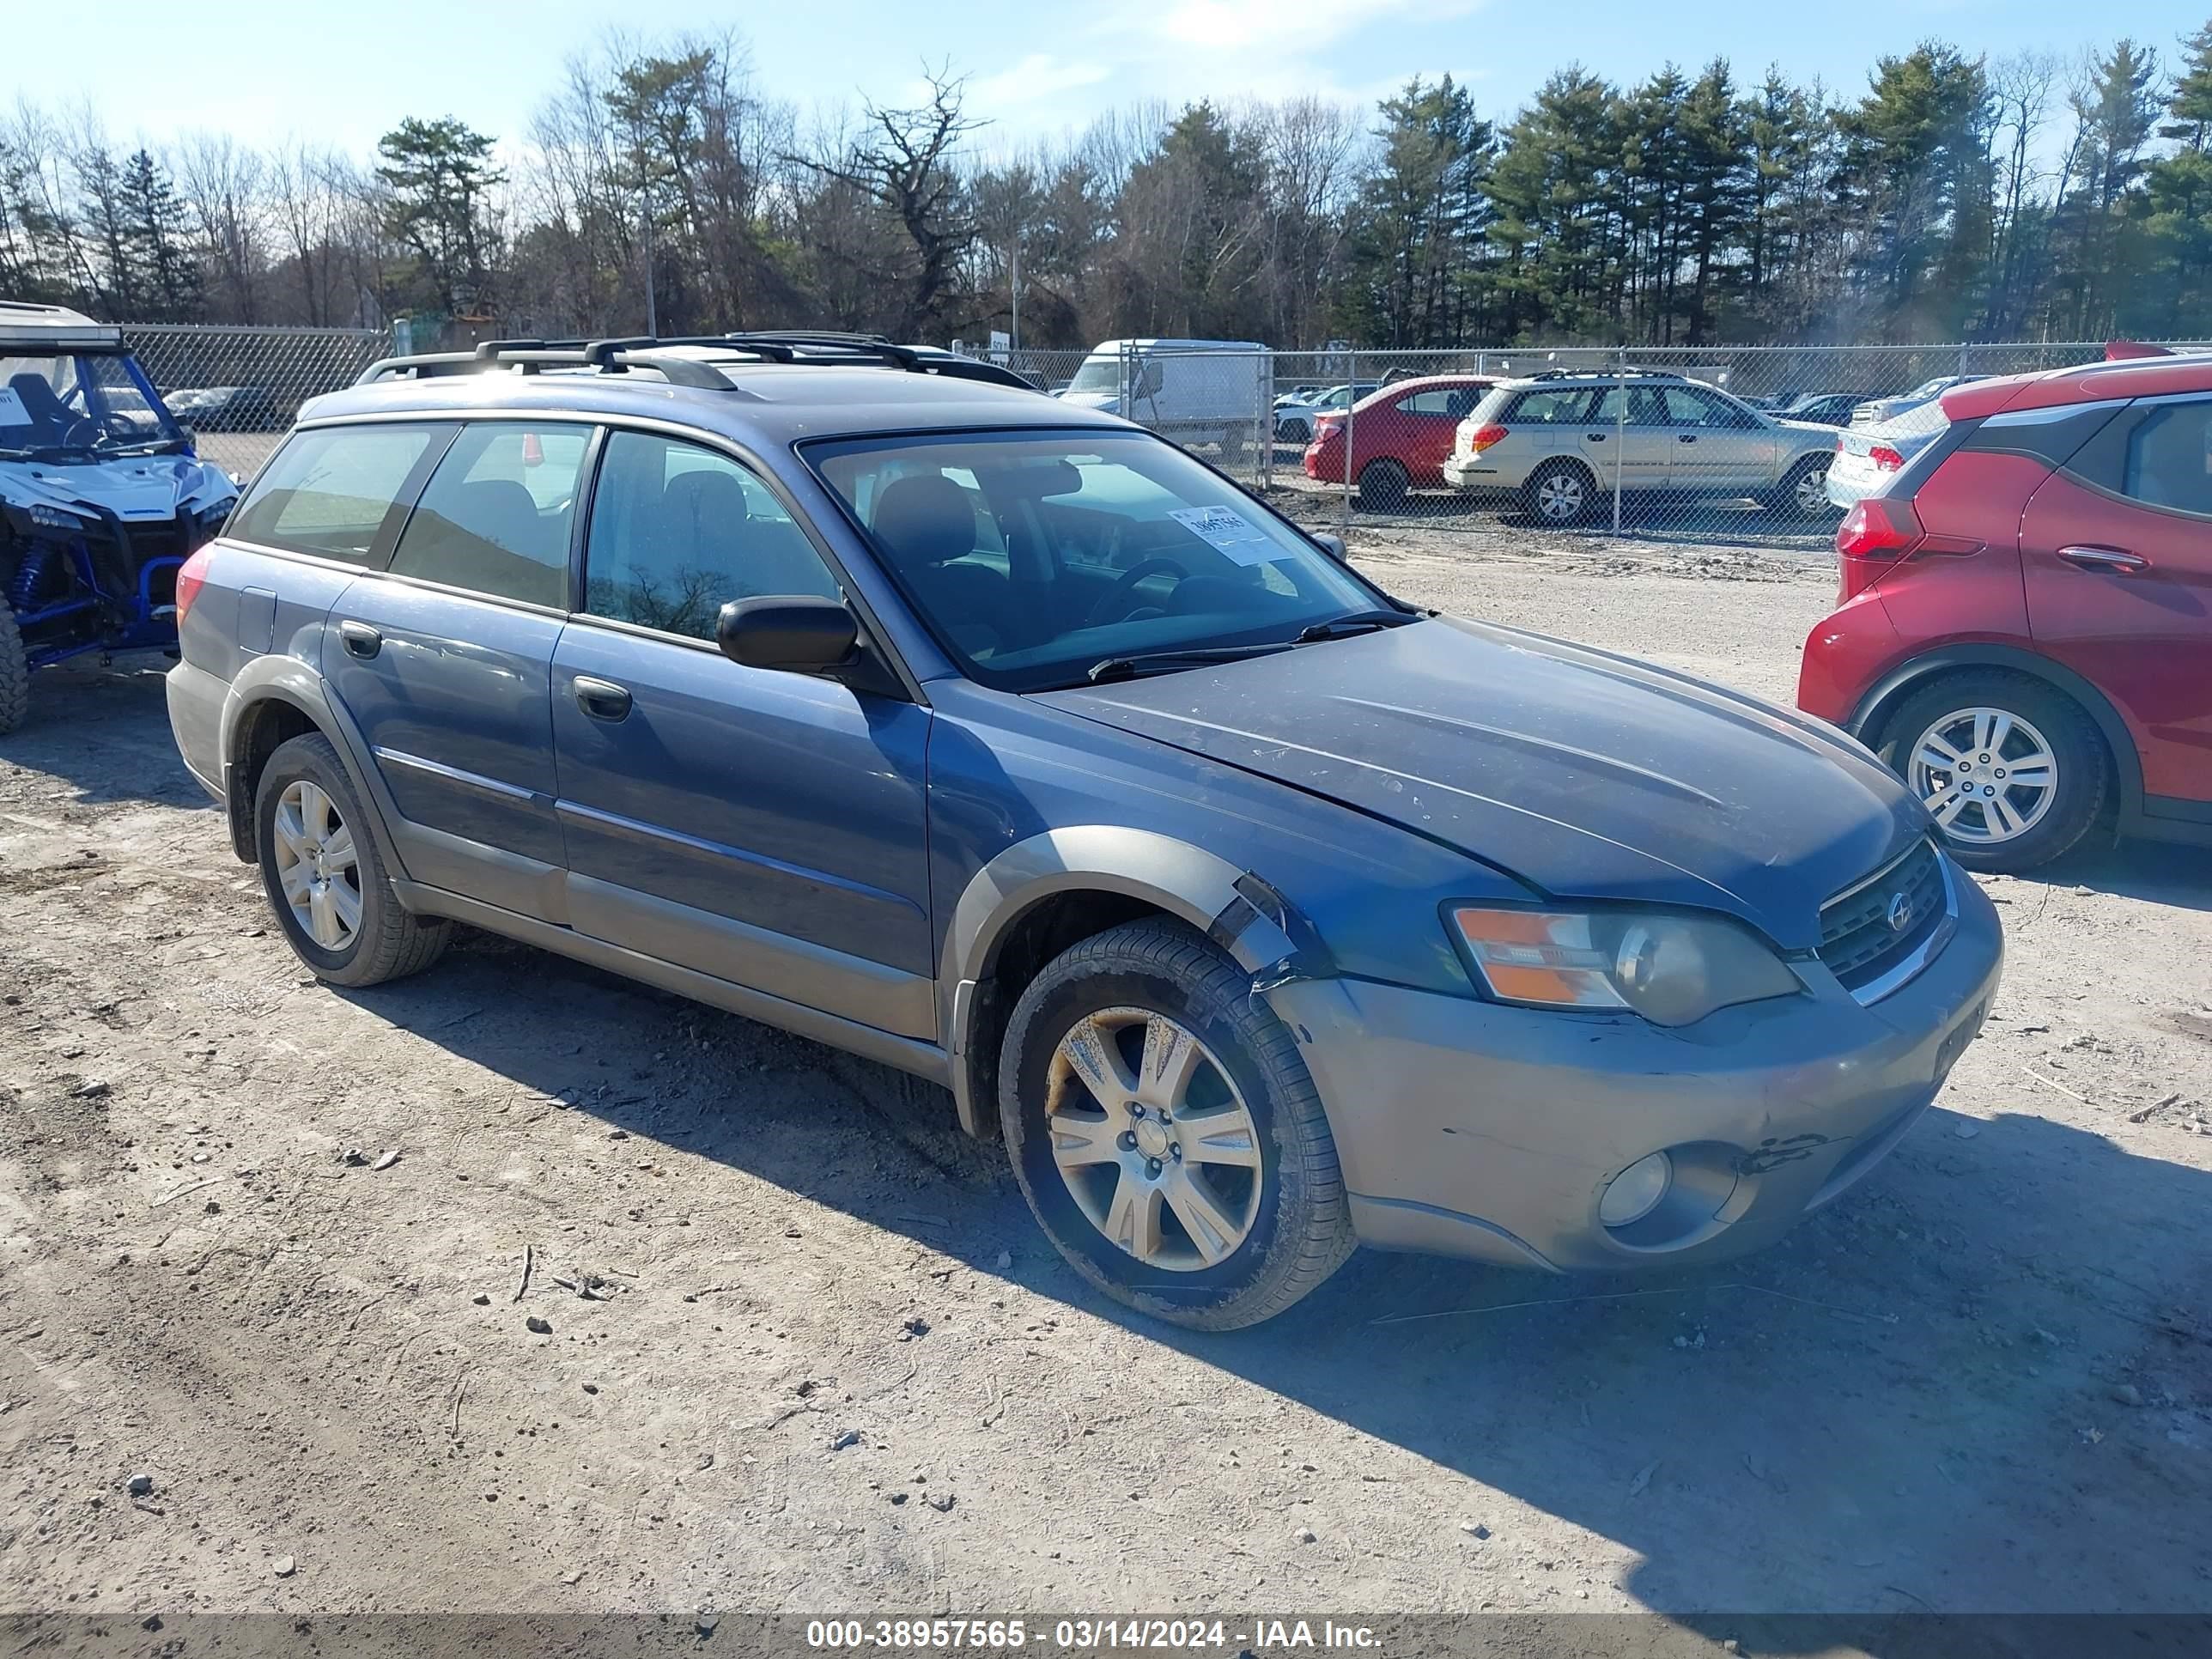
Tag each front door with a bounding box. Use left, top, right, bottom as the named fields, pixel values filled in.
left=2021, top=394, right=2212, bottom=813
left=549, top=428, right=938, bottom=1038
left=1656, top=384, right=1772, bottom=496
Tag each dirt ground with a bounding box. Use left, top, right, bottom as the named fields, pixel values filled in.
left=3, top=532, right=2209, bottom=1632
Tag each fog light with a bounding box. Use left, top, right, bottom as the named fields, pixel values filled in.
left=1600, top=1151, right=1673, bottom=1228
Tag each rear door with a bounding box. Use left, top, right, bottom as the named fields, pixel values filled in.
left=1583, top=385, right=1671, bottom=491
left=1392, top=385, right=1485, bottom=482
left=550, top=428, right=937, bottom=1038
left=324, top=420, right=596, bottom=921
left=2021, top=393, right=2212, bottom=811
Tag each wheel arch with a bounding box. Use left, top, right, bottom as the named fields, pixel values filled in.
left=220, top=657, right=409, bottom=872
left=1848, top=643, right=2142, bottom=823
left=939, top=828, right=1304, bottom=1138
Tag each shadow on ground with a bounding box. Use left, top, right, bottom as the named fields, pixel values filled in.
left=343, top=926, right=2212, bottom=1639
left=0, top=658, right=216, bottom=811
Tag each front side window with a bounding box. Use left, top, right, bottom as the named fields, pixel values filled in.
left=1659, top=387, right=1754, bottom=428
left=228, top=423, right=447, bottom=564
left=807, top=429, right=1382, bottom=691
left=387, top=422, right=592, bottom=608
left=583, top=430, right=840, bottom=641
left=2119, top=402, right=2212, bottom=517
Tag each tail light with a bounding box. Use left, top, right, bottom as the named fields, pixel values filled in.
left=1467, top=422, right=1508, bottom=453
left=1834, top=497, right=1923, bottom=601
left=173, top=544, right=214, bottom=627
left=1869, top=445, right=1905, bottom=472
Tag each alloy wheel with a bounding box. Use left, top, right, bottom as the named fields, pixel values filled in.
left=1534, top=471, right=1586, bottom=522
left=1793, top=465, right=1831, bottom=514
left=1045, top=1007, right=1263, bottom=1271
left=1909, top=707, right=2058, bottom=846
left=271, top=779, right=362, bottom=951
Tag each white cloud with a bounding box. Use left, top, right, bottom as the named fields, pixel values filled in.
left=969, top=52, right=1114, bottom=110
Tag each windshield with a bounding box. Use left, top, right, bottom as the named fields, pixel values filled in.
left=806, top=429, right=1387, bottom=691
left=1065, top=352, right=1125, bottom=394
left=0, top=350, right=185, bottom=459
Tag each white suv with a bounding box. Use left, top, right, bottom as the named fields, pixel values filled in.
left=1440, top=372, right=1842, bottom=526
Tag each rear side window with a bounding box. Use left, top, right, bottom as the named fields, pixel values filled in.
left=387, top=422, right=592, bottom=608
left=2120, top=402, right=2212, bottom=516
left=1399, top=386, right=1480, bottom=417
left=228, top=423, right=445, bottom=563
left=1505, top=388, right=1596, bottom=424
left=582, top=430, right=840, bottom=641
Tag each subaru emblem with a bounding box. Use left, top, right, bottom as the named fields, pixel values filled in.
left=1887, top=892, right=1915, bottom=933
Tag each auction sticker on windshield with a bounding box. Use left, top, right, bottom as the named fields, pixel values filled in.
left=1170, top=504, right=1273, bottom=564
left=0, top=386, right=29, bottom=425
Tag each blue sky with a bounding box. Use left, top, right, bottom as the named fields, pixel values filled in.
left=6, top=0, right=2206, bottom=160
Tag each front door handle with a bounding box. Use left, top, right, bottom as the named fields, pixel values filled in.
left=2058, top=544, right=2148, bottom=574
left=1677, top=434, right=1698, bottom=444
left=338, top=621, right=382, bottom=659
left=1584, top=432, right=1607, bottom=442
left=572, top=675, right=633, bottom=721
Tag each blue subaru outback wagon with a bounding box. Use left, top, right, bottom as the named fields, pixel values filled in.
left=165, top=334, right=2002, bottom=1328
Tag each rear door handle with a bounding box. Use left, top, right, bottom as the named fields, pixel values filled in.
left=572, top=675, right=633, bottom=721
left=1677, top=434, right=1698, bottom=444
left=337, top=621, right=382, bottom=659
left=1584, top=432, right=1607, bottom=442
left=2058, top=545, right=2148, bottom=574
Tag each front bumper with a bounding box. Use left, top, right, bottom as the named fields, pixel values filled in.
left=1267, top=872, right=2002, bottom=1272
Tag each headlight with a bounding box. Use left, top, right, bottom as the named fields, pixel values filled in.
left=27, top=502, right=88, bottom=529
left=1447, top=905, right=1802, bottom=1026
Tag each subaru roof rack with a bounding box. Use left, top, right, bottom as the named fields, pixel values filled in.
left=357, top=333, right=1036, bottom=391
left=1522, top=367, right=1689, bottom=382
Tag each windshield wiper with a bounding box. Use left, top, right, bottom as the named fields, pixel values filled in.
left=1296, top=608, right=1422, bottom=641
left=1085, top=641, right=1301, bottom=684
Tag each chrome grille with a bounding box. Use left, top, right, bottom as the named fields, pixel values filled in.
left=1818, top=839, right=1948, bottom=995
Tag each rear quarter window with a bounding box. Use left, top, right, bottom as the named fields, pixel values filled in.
left=228, top=423, right=447, bottom=564
left=1504, top=388, right=1597, bottom=424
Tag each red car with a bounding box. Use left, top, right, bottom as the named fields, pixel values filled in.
left=1797, top=353, right=2212, bottom=872
left=1304, top=375, right=1492, bottom=508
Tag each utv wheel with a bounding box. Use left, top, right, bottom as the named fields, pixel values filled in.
left=1524, top=459, right=1597, bottom=526
left=254, top=732, right=450, bottom=986
left=1878, top=672, right=2108, bottom=872
left=1358, top=458, right=1411, bottom=512
left=999, top=919, right=1355, bottom=1330
left=0, top=594, right=27, bottom=737
left=1773, top=455, right=1836, bottom=519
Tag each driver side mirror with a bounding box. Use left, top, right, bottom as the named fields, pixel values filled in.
left=1310, top=532, right=1349, bottom=563
left=716, top=595, right=859, bottom=675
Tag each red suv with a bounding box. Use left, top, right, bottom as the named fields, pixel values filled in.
left=1798, top=354, right=2212, bottom=872
left=1304, top=375, right=1492, bottom=509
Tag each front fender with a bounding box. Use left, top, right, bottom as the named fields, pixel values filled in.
left=938, top=826, right=1309, bottom=1134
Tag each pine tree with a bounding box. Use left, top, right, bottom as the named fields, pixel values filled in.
left=117, top=149, right=200, bottom=319
left=376, top=116, right=505, bottom=319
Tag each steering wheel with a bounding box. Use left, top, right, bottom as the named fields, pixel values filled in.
left=58, top=412, right=140, bottom=449
left=1084, top=557, right=1188, bottom=629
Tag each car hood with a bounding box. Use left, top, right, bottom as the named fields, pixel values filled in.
left=1036, top=617, right=1925, bottom=949
left=0, top=453, right=236, bottom=521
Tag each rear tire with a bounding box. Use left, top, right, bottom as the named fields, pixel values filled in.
left=999, top=919, right=1355, bottom=1330
left=254, top=732, right=451, bottom=987
left=1875, top=672, right=2108, bottom=872
left=1358, top=459, right=1411, bottom=512
left=1523, top=459, right=1598, bottom=526
left=0, top=593, right=27, bottom=738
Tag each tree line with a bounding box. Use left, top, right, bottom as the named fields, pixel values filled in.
left=3, top=25, right=2209, bottom=349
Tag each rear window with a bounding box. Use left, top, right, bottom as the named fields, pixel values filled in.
left=229, top=423, right=447, bottom=564
left=387, top=422, right=592, bottom=608
left=1504, top=388, right=1597, bottom=424
left=2121, top=402, right=2212, bottom=516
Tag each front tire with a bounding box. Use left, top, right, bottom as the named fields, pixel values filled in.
left=1876, top=672, right=2108, bottom=872
left=0, top=593, right=27, bottom=737
left=999, top=919, right=1354, bottom=1330
left=1772, top=455, right=1836, bottom=519
left=254, top=732, right=451, bottom=986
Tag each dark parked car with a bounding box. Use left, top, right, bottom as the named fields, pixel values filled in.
left=1780, top=392, right=1865, bottom=428
left=167, top=385, right=282, bottom=431
left=1799, top=352, right=2212, bottom=871
left=166, top=332, right=2001, bottom=1328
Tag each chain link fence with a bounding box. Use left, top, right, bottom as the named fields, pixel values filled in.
left=991, top=339, right=2209, bottom=553
left=122, top=323, right=392, bottom=477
